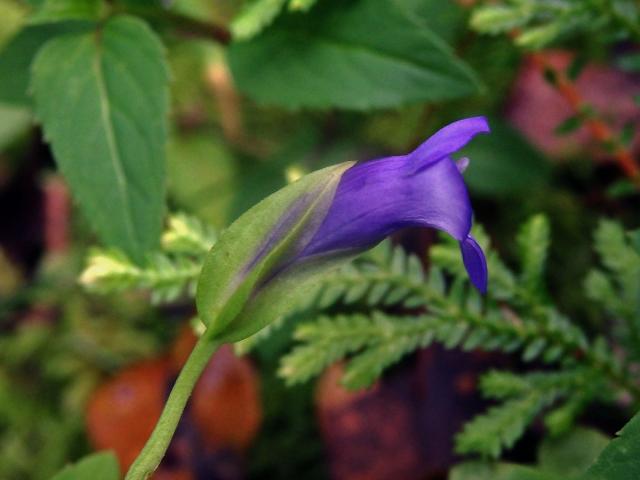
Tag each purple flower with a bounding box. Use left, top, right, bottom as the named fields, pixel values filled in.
left=296, top=116, right=490, bottom=293
left=197, top=117, right=490, bottom=342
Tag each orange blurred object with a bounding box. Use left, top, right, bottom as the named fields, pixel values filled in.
left=86, top=327, right=262, bottom=478
left=174, top=328, right=262, bottom=452
left=86, top=358, right=169, bottom=471
left=316, top=363, right=426, bottom=480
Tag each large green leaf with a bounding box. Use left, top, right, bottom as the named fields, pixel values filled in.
left=228, top=0, right=481, bottom=110
left=31, top=15, right=169, bottom=263
left=196, top=163, right=353, bottom=343
left=50, top=452, right=119, bottom=480
left=582, top=412, right=640, bottom=480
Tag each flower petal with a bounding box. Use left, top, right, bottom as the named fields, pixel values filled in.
left=411, top=116, right=490, bottom=169
left=460, top=235, right=488, bottom=294
left=301, top=155, right=472, bottom=258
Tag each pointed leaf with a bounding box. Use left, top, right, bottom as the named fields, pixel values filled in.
left=228, top=0, right=480, bottom=110
left=50, top=452, right=119, bottom=480
left=582, top=412, right=640, bottom=480
left=31, top=16, right=168, bottom=262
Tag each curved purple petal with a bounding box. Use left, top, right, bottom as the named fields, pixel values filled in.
left=460, top=235, right=488, bottom=294
left=301, top=155, right=472, bottom=256
left=290, top=116, right=491, bottom=293
left=411, top=116, right=490, bottom=170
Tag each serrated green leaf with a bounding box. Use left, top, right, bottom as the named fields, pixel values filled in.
left=50, top=452, right=119, bottom=480
left=31, top=16, right=168, bottom=263
left=196, top=163, right=352, bottom=343
left=228, top=0, right=480, bottom=110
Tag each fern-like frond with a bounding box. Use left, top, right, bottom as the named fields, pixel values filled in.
left=80, top=250, right=201, bottom=304
left=161, top=212, right=216, bottom=256
left=297, top=240, right=428, bottom=312
left=456, top=394, right=557, bottom=458
left=586, top=220, right=640, bottom=357
left=456, top=368, right=602, bottom=457
left=80, top=213, right=215, bottom=304
left=517, top=214, right=550, bottom=301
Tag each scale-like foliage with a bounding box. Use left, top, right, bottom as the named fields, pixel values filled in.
left=80, top=213, right=215, bottom=304
left=456, top=369, right=602, bottom=457
left=517, top=214, right=550, bottom=301
left=470, top=0, right=640, bottom=49
left=585, top=220, right=640, bottom=357
left=81, top=214, right=640, bottom=460
left=271, top=216, right=637, bottom=457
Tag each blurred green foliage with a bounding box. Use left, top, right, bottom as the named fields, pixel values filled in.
left=0, top=0, right=638, bottom=478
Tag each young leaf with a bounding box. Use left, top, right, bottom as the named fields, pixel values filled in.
left=50, top=452, right=119, bottom=480
left=31, top=16, right=169, bottom=263
left=228, top=0, right=480, bottom=110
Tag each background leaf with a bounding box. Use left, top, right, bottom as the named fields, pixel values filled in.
left=31, top=15, right=169, bottom=263
left=50, top=451, right=119, bottom=480
left=0, top=24, right=84, bottom=106
left=460, top=119, right=550, bottom=196
left=0, top=103, right=31, bottom=150
left=228, top=0, right=481, bottom=110
left=538, top=427, right=609, bottom=477
left=582, top=412, right=640, bottom=480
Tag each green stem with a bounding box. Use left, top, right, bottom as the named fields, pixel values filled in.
left=125, top=335, right=220, bottom=480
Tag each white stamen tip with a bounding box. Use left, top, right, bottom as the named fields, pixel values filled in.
left=456, top=157, right=470, bottom=173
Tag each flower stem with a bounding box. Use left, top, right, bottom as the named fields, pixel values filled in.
left=125, top=335, right=220, bottom=480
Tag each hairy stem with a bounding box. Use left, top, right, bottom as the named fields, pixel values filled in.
left=125, top=335, right=220, bottom=480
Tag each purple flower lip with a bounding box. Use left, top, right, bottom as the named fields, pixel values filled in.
left=297, top=116, right=491, bottom=293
